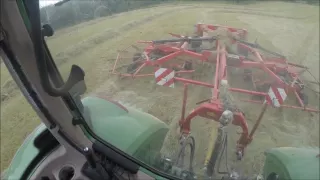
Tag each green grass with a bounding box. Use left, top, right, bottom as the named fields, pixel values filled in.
left=1, top=1, right=319, bottom=173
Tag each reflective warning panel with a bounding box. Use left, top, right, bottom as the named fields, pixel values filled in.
left=155, top=68, right=175, bottom=88
left=265, top=86, right=287, bottom=107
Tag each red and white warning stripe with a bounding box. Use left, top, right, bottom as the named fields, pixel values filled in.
left=155, top=68, right=175, bottom=88
left=265, top=86, right=287, bottom=107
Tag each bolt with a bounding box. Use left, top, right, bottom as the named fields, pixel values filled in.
left=83, top=147, right=89, bottom=152
left=181, top=172, right=188, bottom=179
left=236, top=151, right=243, bottom=160
left=220, top=110, right=233, bottom=126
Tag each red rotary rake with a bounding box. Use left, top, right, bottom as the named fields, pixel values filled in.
left=111, top=23, right=320, bottom=160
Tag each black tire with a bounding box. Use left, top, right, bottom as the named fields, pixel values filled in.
left=127, top=53, right=142, bottom=74
left=133, top=53, right=142, bottom=62
left=243, top=69, right=252, bottom=82
left=298, top=91, right=309, bottom=106
left=126, top=62, right=140, bottom=74
left=237, top=45, right=249, bottom=57
left=190, top=35, right=202, bottom=49
left=183, top=61, right=193, bottom=70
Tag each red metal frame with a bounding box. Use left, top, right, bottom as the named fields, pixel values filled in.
left=112, top=23, right=319, bottom=156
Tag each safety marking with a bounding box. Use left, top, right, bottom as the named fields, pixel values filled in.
left=155, top=68, right=174, bottom=88
left=227, top=54, right=240, bottom=59
left=265, top=86, right=287, bottom=107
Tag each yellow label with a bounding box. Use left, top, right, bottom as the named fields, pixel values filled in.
left=206, top=112, right=216, bottom=119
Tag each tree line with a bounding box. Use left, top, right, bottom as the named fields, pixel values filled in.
left=40, top=0, right=318, bottom=31
left=40, top=0, right=167, bottom=30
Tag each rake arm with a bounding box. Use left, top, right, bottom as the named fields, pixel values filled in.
left=152, top=37, right=217, bottom=44
left=236, top=39, right=285, bottom=58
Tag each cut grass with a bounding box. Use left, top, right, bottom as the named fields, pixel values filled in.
left=1, top=1, right=319, bottom=174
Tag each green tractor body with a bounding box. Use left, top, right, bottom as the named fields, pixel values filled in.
left=3, top=96, right=319, bottom=180
left=81, top=96, right=169, bottom=165
left=4, top=96, right=169, bottom=179
left=263, top=147, right=319, bottom=180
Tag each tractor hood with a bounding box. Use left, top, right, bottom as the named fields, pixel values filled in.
left=4, top=96, right=169, bottom=179
left=81, top=96, right=169, bottom=157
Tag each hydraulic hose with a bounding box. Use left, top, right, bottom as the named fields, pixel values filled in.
left=217, top=133, right=229, bottom=174
left=207, top=110, right=233, bottom=177
left=174, top=135, right=196, bottom=173
left=206, top=126, right=225, bottom=176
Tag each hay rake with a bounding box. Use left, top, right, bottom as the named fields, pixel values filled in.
left=112, top=23, right=319, bottom=176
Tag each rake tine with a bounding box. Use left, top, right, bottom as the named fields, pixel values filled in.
left=306, top=69, right=320, bottom=85
left=305, top=80, right=320, bottom=86
left=302, top=84, right=320, bottom=95
left=131, top=45, right=141, bottom=51
left=117, top=50, right=129, bottom=53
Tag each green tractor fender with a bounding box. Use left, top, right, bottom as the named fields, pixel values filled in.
left=81, top=96, right=169, bottom=164
left=263, top=147, right=319, bottom=180
left=2, top=124, right=47, bottom=180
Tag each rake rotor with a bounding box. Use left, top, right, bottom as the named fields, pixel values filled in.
left=111, top=23, right=320, bottom=171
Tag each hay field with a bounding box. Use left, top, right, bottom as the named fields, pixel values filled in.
left=1, top=1, right=319, bottom=176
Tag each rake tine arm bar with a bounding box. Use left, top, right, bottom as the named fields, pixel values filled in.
left=228, top=88, right=268, bottom=97
left=236, top=42, right=255, bottom=53
left=253, top=50, right=285, bottom=85
left=111, top=73, right=153, bottom=78
left=151, top=37, right=217, bottom=44
left=171, top=80, right=268, bottom=97
left=236, top=39, right=257, bottom=48
left=219, top=45, right=228, bottom=81
left=237, top=103, right=269, bottom=153
left=288, top=62, right=309, bottom=69
left=256, top=44, right=285, bottom=58
left=294, top=91, right=305, bottom=108
left=144, top=51, right=150, bottom=62
left=112, top=70, right=194, bottom=78
left=264, top=57, right=287, bottom=64
left=239, top=61, right=296, bottom=75
left=180, top=84, right=188, bottom=126
left=183, top=50, right=208, bottom=61
left=264, top=58, right=310, bottom=69
left=137, top=40, right=153, bottom=44
left=239, top=61, right=284, bottom=70
left=168, top=32, right=183, bottom=38
left=240, top=99, right=320, bottom=113
left=132, top=63, right=146, bottom=78
left=236, top=41, right=295, bottom=86
left=153, top=39, right=189, bottom=44
left=213, top=43, right=221, bottom=100
left=154, top=47, right=207, bottom=65
left=249, top=103, right=268, bottom=138
left=174, top=77, right=215, bottom=88
left=204, top=24, right=248, bottom=36
left=236, top=39, right=285, bottom=58
left=112, top=53, right=120, bottom=73
left=154, top=51, right=183, bottom=65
